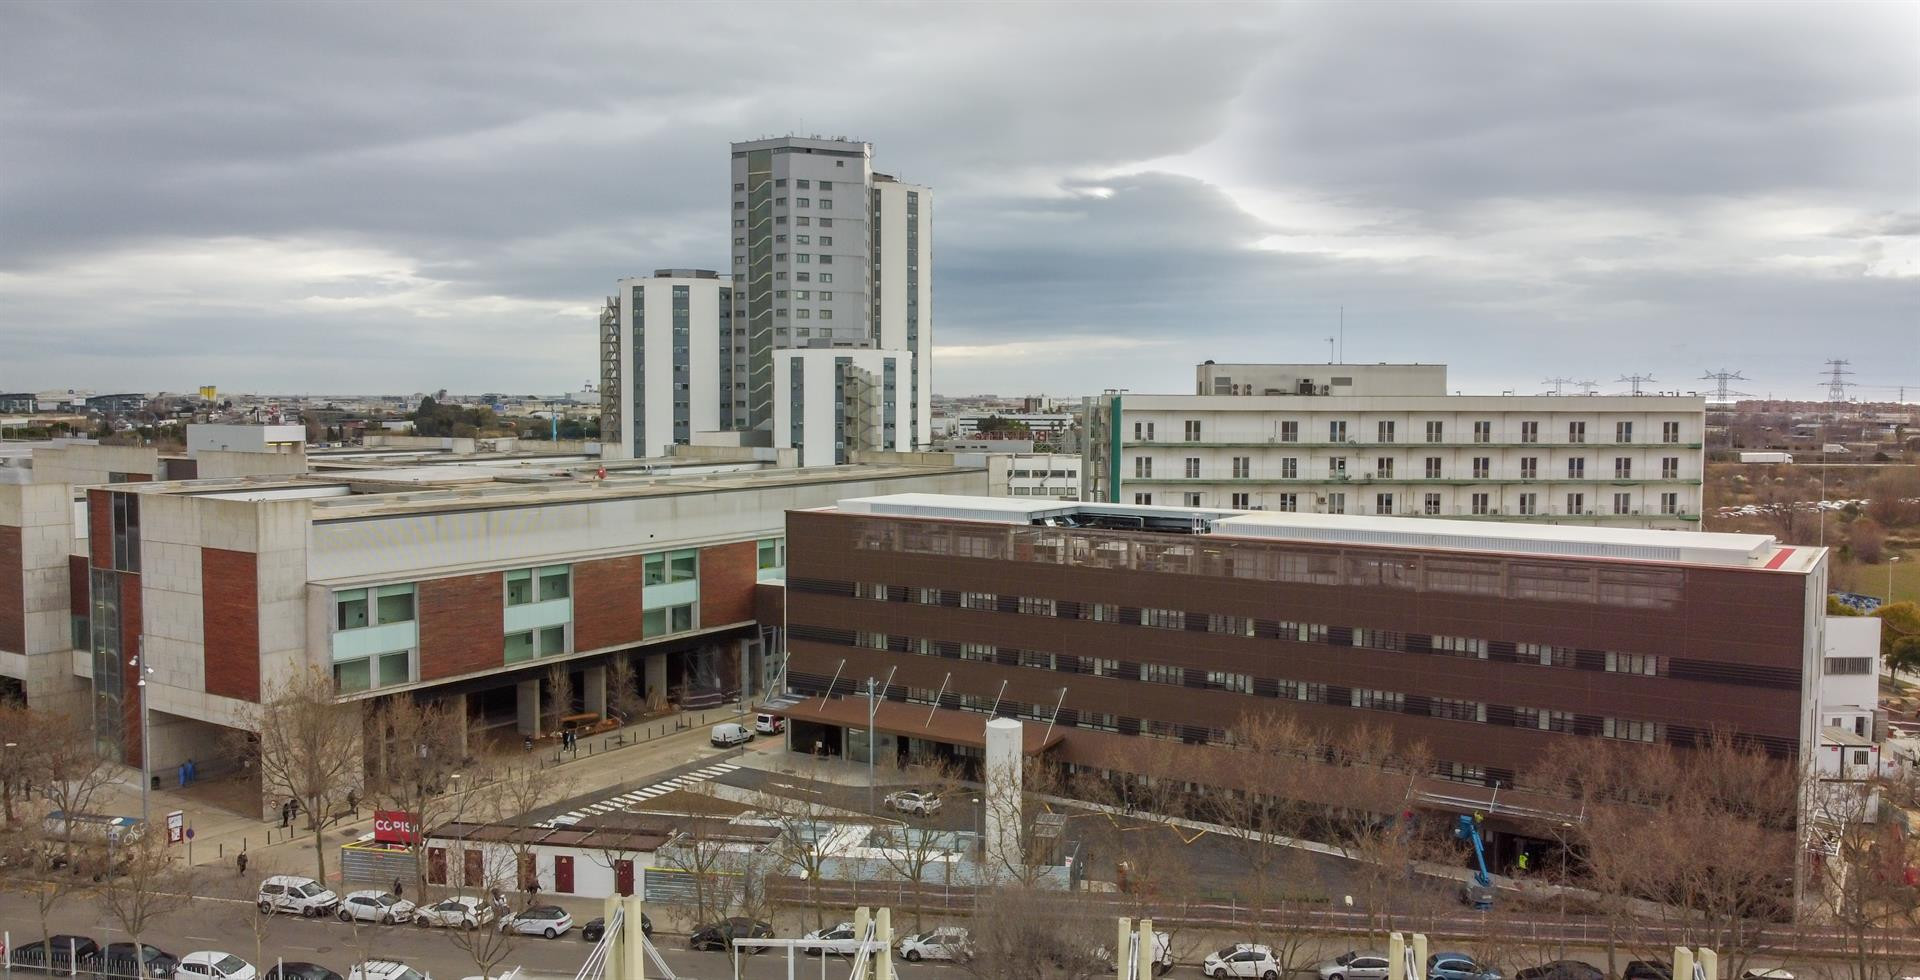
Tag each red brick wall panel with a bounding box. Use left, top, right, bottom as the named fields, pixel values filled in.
left=87, top=490, right=111, bottom=569
left=573, top=555, right=644, bottom=652
left=699, top=542, right=757, bottom=628
left=69, top=556, right=88, bottom=619
left=201, top=548, right=259, bottom=702
left=0, top=525, right=23, bottom=655
left=418, top=572, right=504, bottom=681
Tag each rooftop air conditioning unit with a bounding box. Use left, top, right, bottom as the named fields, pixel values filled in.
left=1319, top=386, right=1332, bottom=395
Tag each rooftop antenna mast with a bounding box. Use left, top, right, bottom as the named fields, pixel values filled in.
left=1338, top=306, right=1344, bottom=364
left=1617, top=374, right=1657, bottom=396
left=1698, top=369, right=1751, bottom=402
left=1821, top=359, right=1856, bottom=404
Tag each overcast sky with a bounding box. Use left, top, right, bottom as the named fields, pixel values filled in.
left=1, top=1, right=1915, bottom=402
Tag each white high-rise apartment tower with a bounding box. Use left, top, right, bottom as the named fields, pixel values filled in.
left=728, top=136, right=932, bottom=450
left=601, top=136, right=931, bottom=461
left=600, top=270, right=731, bottom=459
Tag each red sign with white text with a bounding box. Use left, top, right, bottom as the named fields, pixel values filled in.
left=373, top=809, right=419, bottom=845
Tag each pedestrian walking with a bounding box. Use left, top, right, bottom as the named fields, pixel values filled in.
left=393, top=877, right=405, bottom=898
left=347, top=789, right=359, bottom=818
left=280, top=800, right=292, bottom=828
left=1517, top=851, right=1530, bottom=873
left=236, top=851, right=248, bottom=876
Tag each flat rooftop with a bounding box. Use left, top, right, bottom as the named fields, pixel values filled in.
left=828, top=493, right=1821, bottom=572
left=101, top=462, right=985, bottom=520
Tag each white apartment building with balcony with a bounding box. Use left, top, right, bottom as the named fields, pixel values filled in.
left=1083, top=364, right=1705, bottom=530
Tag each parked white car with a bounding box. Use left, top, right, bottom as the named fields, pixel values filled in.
left=177, top=951, right=258, bottom=980
left=498, top=905, right=573, bottom=938
left=413, top=896, right=495, bottom=929
left=802, top=921, right=861, bottom=957
left=256, top=875, right=340, bottom=918
left=338, top=890, right=415, bottom=924
left=1099, top=932, right=1173, bottom=975
left=1320, top=952, right=1392, bottom=980
left=345, top=961, right=428, bottom=980
left=1208, top=943, right=1281, bottom=979
left=898, top=926, right=971, bottom=962
left=883, top=790, right=942, bottom=816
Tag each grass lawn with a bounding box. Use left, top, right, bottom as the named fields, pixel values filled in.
left=1873, top=548, right=1920, bottom=605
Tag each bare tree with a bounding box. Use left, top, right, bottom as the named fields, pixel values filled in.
left=606, top=655, right=648, bottom=727
left=1201, top=711, right=1333, bottom=978
left=960, top=884, right=1107, bottom=980
left=367, top=694, right=468, bottom=897
left=235, top=667, right=362, bottom=882
left=482, top=751, right=575, bottom=902
left=753, top=753, right=844, bottom=929
left=442, top=841, right=523, bottom=980
left=0, top=699, right=44, bottom=824
left=544, top=664, right=575, bottom=737
left=38, top=710, right=117, bottom=869
left=98, top=829, right=197, bottom=979
left=1804, top=765, right=1920, bottom=980
left=4, top=818, right=95, bottom=950
left=661, top=779, right=755, bottom=929
left=872, top=757, right=968, bottom=930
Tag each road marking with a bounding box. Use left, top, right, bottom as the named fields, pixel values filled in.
left=186, top=936, right=220, bottom=943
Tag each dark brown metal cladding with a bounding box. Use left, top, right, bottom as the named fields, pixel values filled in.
left=783, top=508, right=1808, bottom=782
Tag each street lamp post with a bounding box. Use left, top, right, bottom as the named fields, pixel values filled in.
left=865, top=678, right=877, bottom=815
left=1890, top=556, right=1902, bottom=604
left=130, top=642, right=155, bottom=826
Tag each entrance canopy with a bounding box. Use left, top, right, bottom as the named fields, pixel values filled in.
left=769, top=694, right=1065, bottom=755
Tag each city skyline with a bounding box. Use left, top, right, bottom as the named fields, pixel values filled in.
left=1, top=2, right=1914, bottom=400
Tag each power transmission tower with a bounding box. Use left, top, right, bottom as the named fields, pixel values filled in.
left=1698, top=369, right=1751, bottom=402
left=1541, top=377, right=1575, bottom=395
left=1573, top=380, right=1601, bottom=395
left=1617, top=374, right=1657, bottom=396
left=1821, top=359, right=1856, bottom=403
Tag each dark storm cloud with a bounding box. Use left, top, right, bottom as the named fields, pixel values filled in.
left=0, top=1, right=1913, bottom=398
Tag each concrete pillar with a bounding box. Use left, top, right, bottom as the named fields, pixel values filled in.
left=983, top=717, right=1024, bottom=879
left=583, top=665, right=607, bottom=719
left=452, top=691, right=469, bottom=759
left=516, top=678, right=541, bottom=737
left=644, top=653, right=667, bottom=704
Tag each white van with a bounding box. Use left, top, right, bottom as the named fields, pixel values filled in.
left=710, top=722, right=754, bottom=747
left=755, top=713, right=785, bottom=735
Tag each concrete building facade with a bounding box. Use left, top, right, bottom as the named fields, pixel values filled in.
left=70, top=463, right=985, bottom=774
left=1084, top=365, right=1705, bottom=530
left=602, top=271, right=732, bottom=460
left=774, top=349, right=912, bottom=467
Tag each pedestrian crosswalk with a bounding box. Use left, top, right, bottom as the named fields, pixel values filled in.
left=556, top=761, right=742, bottom=822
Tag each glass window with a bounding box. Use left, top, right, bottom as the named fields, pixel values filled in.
left=506, top=569, right=534, bottom=606
left=643, top=555, right=666, bottom=587
left=375, top=585, right=414, bottom=625
left=539, top=626, right=567, bottom=656
left=758, top=538, right=786, bottom=570
left=669, top=552, right=697, bottom=583
left=505, top=630, right=535, bottom=663
left=643, top=607, right=665, bottom=636
left=377, top=650, right=411, bottom=687
left=671, top=605, right=694, bottom=632
left=335, top=658, right=371, bottom=693
left=336, top=590, right=369, bottom=631
left=538, top=566, right=570, bottom=601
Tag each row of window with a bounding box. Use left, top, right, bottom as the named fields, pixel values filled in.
left=1138, top=454, right=1687, bottom=480
left=1133, top=419, right=1687, bottom=445
left=846, top=583, right=1676, bottom=677
left=805, top=576, right=1798, bottom=689
left=734, top=178, right=836, bottom=191
left=792, top=629, right=1681, bottom=752
left=1138, top=489, right=1684, bottom=517
left=733, top=215, right=836, bottom=229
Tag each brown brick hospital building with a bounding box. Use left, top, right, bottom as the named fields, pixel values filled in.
left=779, top=494, right=1828, bottom=804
